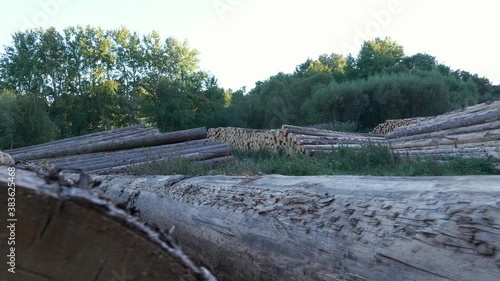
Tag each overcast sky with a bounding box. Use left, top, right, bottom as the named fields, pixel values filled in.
left=1, top=0, right=499, bottom=90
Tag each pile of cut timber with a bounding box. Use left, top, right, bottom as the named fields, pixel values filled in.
left=94, top=172, right=500, bottom=281
left=387, top=100, right=500, bottom=160
left=7, top=125, right=233, bottom=173
left=209, top=125, right=387, bottom=155
left=371, top=117, right=423, bottom=135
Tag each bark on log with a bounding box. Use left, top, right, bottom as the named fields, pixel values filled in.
left=387, top=120, right=500, bottom=144
left=38, top=139, right=217, bottom=167
left=92, top=173, right=500, bottom=281
left=6, top=124, right=146, bottom=154
left=0, top=167, right=216, bottom=281
left=0, top=151, right=14, bottom=165
left=389, top=128, right=500, bottom=149
left=12, top=127, right=208, bottom=161
left=94, top=146, right=231, bottom=174
left=387, top=108, right=500, bottom=139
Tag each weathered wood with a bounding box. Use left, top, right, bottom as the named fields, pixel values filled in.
left=389, top=128, right=500, bottom=149
left=387, top=108, right=500, bottom=139
left=0, top=167, right=216, bottom=281
left=0, top=151, right=14, bottom=165
left=9, top=126, right=159, bottom=157
left=39, top=139, right=216, bottom=167
left=388, top=120, right=500, bottom=144
left=93, top=173, right=500, bottom=281
left=94, top=146, right=231, bottom=173
left=12, top=127, right=208, bottom=161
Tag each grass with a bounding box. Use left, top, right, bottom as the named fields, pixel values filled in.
left=131, top=145, right=500, bottom=177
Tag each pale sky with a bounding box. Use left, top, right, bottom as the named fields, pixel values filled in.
left=1, top=0, right=499, bottom=91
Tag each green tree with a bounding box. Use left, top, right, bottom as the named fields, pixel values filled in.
left=355, top=37, right=405, bottom=79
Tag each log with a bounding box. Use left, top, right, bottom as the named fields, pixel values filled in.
left=283, top=125, right=374, bottom=137
left=0, top=151, right=14, bottom=165
left=0, top=167, right=216, bottom=281
left=94, top=146, right=232, bottom=174
left=6, top=124, right=146, bottom=154
left=387, top=108, right=500, bottom=139
left=92, top=173, right=500, bottom=281
left=387, top=120, right=500, bottom=144
left=9, top=126, right=159, bottom=157
left=389, top=128, right=500, bottom=149
left=12, top=127, right=208, bottom=161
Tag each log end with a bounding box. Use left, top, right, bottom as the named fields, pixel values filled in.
left=0, top=150, right=14, bottom=165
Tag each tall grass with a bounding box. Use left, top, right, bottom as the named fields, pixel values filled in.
left=131, top=145, right=499, bottom=177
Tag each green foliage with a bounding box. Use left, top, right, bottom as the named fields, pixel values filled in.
left=0, top=91, right=56, bottom=149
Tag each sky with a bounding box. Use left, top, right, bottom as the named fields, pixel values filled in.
left=1, top=0, right=499, bottom=91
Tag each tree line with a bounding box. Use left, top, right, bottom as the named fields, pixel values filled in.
left=1, top=27, right=499, bottom=149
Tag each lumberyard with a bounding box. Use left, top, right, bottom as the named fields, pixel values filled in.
left=1, top=99, right=500, bottom=281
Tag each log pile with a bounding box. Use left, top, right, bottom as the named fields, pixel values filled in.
left=209, top=125, right=387, bottom=155
left=370, top=117, right=423, bottom=135
left=387, top=100, right=500, bottom=160
left=7, top=126, right=233, bottom=173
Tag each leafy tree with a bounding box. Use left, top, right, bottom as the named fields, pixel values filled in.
left=355, top=37, right=405, bottom=79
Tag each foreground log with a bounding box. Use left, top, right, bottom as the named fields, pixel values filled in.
left=6, top=124, right=147, bottom=154
left=0, top=167, right=216, bottom=281
left=93, top=173, right=500, bottom=281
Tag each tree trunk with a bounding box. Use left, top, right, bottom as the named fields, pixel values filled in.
left=92, top=173, right=500, bottom=281
left=0, top=167, right=216, bottom=281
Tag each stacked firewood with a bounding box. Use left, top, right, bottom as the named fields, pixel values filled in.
left=7, top=125, right=234, bottom=173
left=387, top=100, right=500, bottom=160
left=371, top=118, right=423, bottom=135
left=209, top=125, right=387, bottom=155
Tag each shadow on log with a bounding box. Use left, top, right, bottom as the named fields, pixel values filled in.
left=0, top=167, right=216, bottom=281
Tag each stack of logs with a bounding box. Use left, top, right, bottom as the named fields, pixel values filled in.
left=387, top=100, right=500, bottom=160
left=7, top=125, right=234, bottom=173
left=370, top=118, right=423, bottom=135
left=209, top=125, right=387, bottom=156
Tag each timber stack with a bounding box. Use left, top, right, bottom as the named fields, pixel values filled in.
left=209, top=125, right=387, bottom=155
left=387, top=99, right=500, bottom=160
left=7, top=125, right=234, bottom=173
left=370, top=117, right=424, bottom=135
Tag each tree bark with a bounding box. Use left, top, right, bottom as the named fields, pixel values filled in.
left=91, top=173, right=500, bottom=281
left=0, top=167, right=216, bottom=281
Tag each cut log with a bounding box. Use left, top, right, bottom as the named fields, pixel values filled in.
left=0, top=151, right=14, bottom=165
left=9, top=126, right=159, bottom=157
left=0, top=167, right=216, bottom=281
left=12, top=127, right=208, bottom=161
left=387, top=108, right=500, bottom=139
left=92, top=173, right=500, bottom=281
left=6, top=124, right=147, bottom=154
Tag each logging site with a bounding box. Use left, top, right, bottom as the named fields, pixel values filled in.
left=1, top=1, right=500, bottom=281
